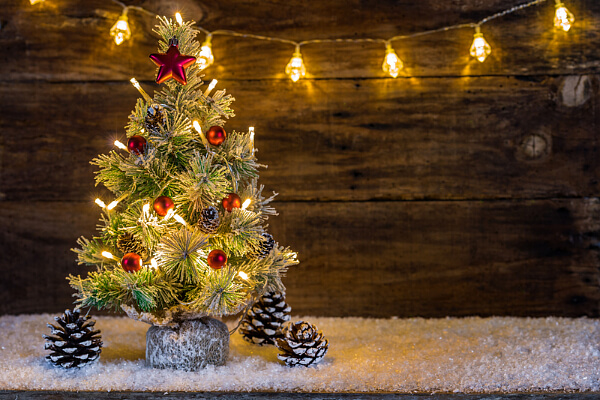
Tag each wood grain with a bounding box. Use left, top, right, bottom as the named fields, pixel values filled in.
left=1, top=76, right=599, bottom=202
left=2, top=199, right=598, bottom=317
left=1, top=0, right=599, bottom=81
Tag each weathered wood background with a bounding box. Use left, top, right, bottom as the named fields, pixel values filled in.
left=1, top=0, right=599, bottom=317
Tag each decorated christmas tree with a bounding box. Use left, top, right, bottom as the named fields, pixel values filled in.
left=68, top=16, right=298, bottom=368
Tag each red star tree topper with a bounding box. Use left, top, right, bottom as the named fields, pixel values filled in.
left=149, top=38, right=196, bottom=85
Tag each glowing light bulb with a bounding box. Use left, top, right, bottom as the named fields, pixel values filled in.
left=192, top=120, right=209, bottom=147
left=143, top=203, right=150, bottom=214
left=197, top=35, right=214, bottom=71
left=204, top=79, right=218, bottom=97
left=150, top=258, right=158, bottom=269
left=175, top=12, right=183, bottom=26
left=249, top=127, right=255, bottom=154
left=554, top=1, right=574, bottom=32
left=469, top=27, right=491, bottom=63
left=110, top=11, right=131, bottom=46
left=238, top=271, right=249, bottom=280
left=285, top=47, right=306, bottom=82
left=174, top=214, right=187, bottom=226
left=101, top=251, right=114, bottom=259
left=241, top=199, right=251, bottom=210
left=95, top=198, right=106, bottom=208
left=107, top=200, right=119, bottom=210
left=129, top=78, right=152, bottom=102
left=382, top=44, right=403, bottom=78
left=114, top=140, right=127, bottom=150
left=29, top=0, right=44, bottom=4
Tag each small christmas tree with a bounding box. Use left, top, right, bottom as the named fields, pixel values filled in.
left=68, top=17, right=298, bottom=330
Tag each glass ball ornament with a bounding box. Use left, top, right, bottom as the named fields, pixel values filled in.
left=127, top=135, right=147, bottom=155
left=206, top=126, right=226, bottom=146
left=153, top=196, right=175, bottom=217
left=222, top=193, right=242, bottom=212
left=121, top=252, right=143, bottom=273
left=207, top=249, right=227, bottom=270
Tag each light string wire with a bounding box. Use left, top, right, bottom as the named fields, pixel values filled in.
left=51, top=0, right=574, bottom=79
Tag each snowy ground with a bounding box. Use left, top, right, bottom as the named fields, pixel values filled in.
left=1, top=314, right=599, bottom=393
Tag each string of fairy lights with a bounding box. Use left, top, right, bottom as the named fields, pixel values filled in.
left=29, top=0, right=575, bottom=80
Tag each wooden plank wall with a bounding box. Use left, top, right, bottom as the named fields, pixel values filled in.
left=1, top=0, right=600, bottom=317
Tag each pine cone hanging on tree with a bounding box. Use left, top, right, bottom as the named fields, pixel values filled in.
left=251, top=232, right=275, bottom=259
left=276, top=320, right=328, bottom=367
left=145, top=104, right=166, bottom=134
left=239, top=291, right=291, bottom=345
left=117, top=232, right=149, bottom=259
left=198, top=206, right=220, bottom=234
left=43, top=309, right=103, bottom=369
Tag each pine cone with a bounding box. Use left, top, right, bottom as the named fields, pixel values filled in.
left=117, top=232, right=149, bottom=259
left=252, top=232, right=275, bottom=259
left=239, top=291, right=291, bottom=345
left=276, top=320, right=328, bottom=367
left=198, top=206, right=220, bottom=234
left=43, top=309, right=102, bottom=369
left=145, top=104, right=166, bottom=134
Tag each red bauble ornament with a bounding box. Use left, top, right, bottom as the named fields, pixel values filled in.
left=127, top=135, right=147, bottom=155
left=121, top=253, right=143, bottom=273
left=207, top=249, right=227, bottom=270
left=206, top=126, right=227, bottom=146
left=222, top=193, right=242, bottom=212
left=153, top=196, right=175, bottom=216
left=149, top=39, right=196, bottom=85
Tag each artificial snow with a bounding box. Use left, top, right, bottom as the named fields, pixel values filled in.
left=1, top=314, right=600, bottom=393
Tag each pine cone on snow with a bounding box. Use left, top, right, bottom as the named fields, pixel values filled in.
left=239, top=291, right=291, bottom=345
left=117, top=232, right=149, bottom=259
left=43, top=309, right=102, bottom=369
left=276, top=320, right=328, bottom=367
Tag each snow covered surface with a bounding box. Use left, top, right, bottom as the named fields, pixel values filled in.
left=1, top=314, right=600, bottom=393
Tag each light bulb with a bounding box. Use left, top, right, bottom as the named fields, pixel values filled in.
left=110, top=12, right=131, bottom=46
left=29, top=0, right=44, bottom=4
left=382, top=44, right=403, bottom=78
left=285, top=47, right=306, bottom=82
left=238, top=271, right=249, bottom=280
left=241, top=199, right=251, bottom=210
left=197, top=35, right=214, bottom=71
left=106, top=200, right=119, bottom=210
left=150, top=258, right=159, bottom=269
left=173, top=214, right=187, bottom=226
left=101, top=251, right=114, bottom=259
left=114, top=140, right=127, bottom=150
left=175, top=12, right=183, bottom=26
left=469, top=28, right=491, bottom=63
left=554, top=1, right=574, bottom=32
left=204, top=79, right=218, bottom=96
left=95, top=198, right=106, bottom=208
left=129, top=78, right=151, bottom=102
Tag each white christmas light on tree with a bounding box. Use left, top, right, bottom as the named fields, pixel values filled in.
left=29, top=0, right=44, bottom=4
left=382, top=43, right=403, bottom=78
left=150, top=258, right=159, bottom=269
left=197, top=35, right=215, bottom=71
left=95, top=198, right=107, bottom=208
left=114, top=140, right=127, bottom=150
left=241, top=199, right=252, bottom=210
left=110, top=10, right=131, bottom=46
left=469, top=26, right=491, bottom=63
left=238, top=271, right=249, bottom=280
left=192, top=120, right=209, bottom=147
left=175, top=12, right=183, bottom=26
left=554, top=1, right=574, bottom=31
left=101, top=251, right=115, bottom=259
left=285, top=46, right=306, bottom=82
left=173, top=214, right=187, bottom=226
left=130, top=78, right=152, bottom=102
left=204, top=79, right=218, bottom=97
